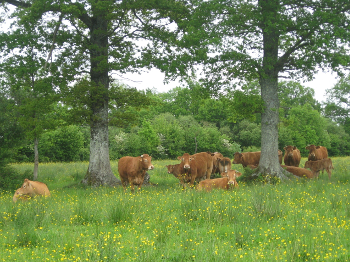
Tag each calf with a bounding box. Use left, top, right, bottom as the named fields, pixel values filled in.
left=305, top=145, right=328, bottom=161
left=304, top=158, right=334, bottom=179
left=166, top=163, right=190, bottom=187
left=13, top=179, right=50, bottom=203
left=118, top=154, right=154, bottom=191
left=197, top=170, right=239, bottom=191
left=283, top=145, right=301, bottom=167
left=220, top=169, right=242, bottom=179
left=281, top=165, right=315, bottom=179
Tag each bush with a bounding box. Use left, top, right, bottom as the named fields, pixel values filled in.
left=0, top=165, right=30, bottom=191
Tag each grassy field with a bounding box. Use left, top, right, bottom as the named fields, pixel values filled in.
left=1, top=157, right=350, bottom=261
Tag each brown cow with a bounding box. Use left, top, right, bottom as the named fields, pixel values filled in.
left=197, top=170, right=239, bottom=191
left=233, top=151, right=261, bottom=167
left=305, top=145, right=328, bottom=161
left=278, top=150, right=283, bottom=165
left=281, top=165, right=315, bottom=179
left=165, top=163, right=190, bottom=187
left=220, top=169, right=242, bottom=179
left=118, top=154, right=154, bottom=191
left=13, top=179, right=50, bottom=203
left=211, top=152, right=224, bottom=176
left=218, top=157, right=232, bottom=174
left=304, top=158, right=334, bottom=179
left=177, top=152, right=214, bottom=186
left=283, top=146, right=301, bottom=167
left=233, top=150, right=282, bottom=168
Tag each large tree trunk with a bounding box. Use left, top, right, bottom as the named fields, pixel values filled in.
left=256, top=0, right=289, bottom=180
left=33, top=137, right=39, bottom=181
left=82, top=9, right=120, bottom=187
left=258, top=78, right=287, bottom=179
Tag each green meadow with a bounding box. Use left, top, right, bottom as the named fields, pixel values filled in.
left=1, top=158, right=350, bottom=261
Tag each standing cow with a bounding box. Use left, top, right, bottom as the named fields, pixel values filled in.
left=118, top=154, right=154, bottom=192
left=211, top=152, right=224, bottom=177
left=283, top=146, right=301, bottom=167
left=13, top=179, right=50, bottom=203
left=233, top=151, right=261, bottom=168
left=218, top=157, right=232, bottom=174
left=177, top=152, right=214, bottom=187
left=305, top=145, right=328, bottom=161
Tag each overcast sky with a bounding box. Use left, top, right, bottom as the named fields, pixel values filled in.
left=119, top=69, right=340, bottom=103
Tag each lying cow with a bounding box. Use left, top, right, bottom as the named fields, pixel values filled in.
left=305, top=145, right=328, bottom=161
left=283, top=145, right=301, bottom=167
left=281, top=165, right=314, bottom=179
left=304, top=158, right=334, bottom=179
left=197, top=170, right=239, bottom=191
left=220, top=169, right=242, bottom=179
left=118, top=154, right=154, bottom=192
left=13, top=179, right=50, bottom=203
left=177, top=152, right=214, bottom=186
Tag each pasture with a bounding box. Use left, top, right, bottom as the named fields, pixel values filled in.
left=1, top=158, right=350, bottom=261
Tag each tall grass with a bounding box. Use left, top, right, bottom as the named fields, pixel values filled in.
left=1, top=158, right=349, bottom=261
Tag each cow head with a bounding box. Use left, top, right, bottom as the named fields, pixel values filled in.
left=140, top=154, right=154, bottom=170
left=284, top=145, right=295, bottom=157
left=232, top=152, right=243, bottom=164
left=177, top=153, right=195, bottom=169
left=227, top=170, right=239, bottom=188
left=305, top=145, right=317, bottom=160
left=218, top=157, right=231, bottom=173
left=165, top=165, right=174, bottom=174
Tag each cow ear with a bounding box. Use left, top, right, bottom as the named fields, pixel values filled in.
left=305, top=146, right=309, bottom=149
left=293, top=146, right=297, bottom=150
left=283, top=146, right=286, bottom=150
left=177, top=156, right=182, bottom=161
left=316, top=146, right=320, bottom=149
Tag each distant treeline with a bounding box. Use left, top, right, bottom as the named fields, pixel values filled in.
left=9, top=81, right=350, bottom=163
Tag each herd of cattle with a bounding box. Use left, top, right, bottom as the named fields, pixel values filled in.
left=12, top=145, right=334, bottom=202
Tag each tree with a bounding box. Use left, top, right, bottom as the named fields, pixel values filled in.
left=0, top=22, right=61, bottom=180
left=159, top=0, right=350, bottom=180
left=324, top=74, right=350, bottom=125
left=1, top=0, right=188, bottom=186
left=278, top=81, right=321, bottom=117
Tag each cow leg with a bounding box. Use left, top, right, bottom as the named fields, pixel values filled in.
left=326, top=168, right=332, bottom=179
left=120, top=177, right=128, bottom=191
left=189, top=176, right=196, bottom=188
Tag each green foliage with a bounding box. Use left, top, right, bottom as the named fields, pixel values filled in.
left=324, top=74, right=350, bottom=125
left=226, top=90, right=264, bottom=123
left=0, top=165, right=29, bottom=191
left=39, top=125, right=88, bottom=162
left=279, top=104, right=331, bottom=156
left=232, top=120, right=261, bottom=151
left=278, top=81, right=321, bottom=116
left=137, top=120, right=160, bottom=156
